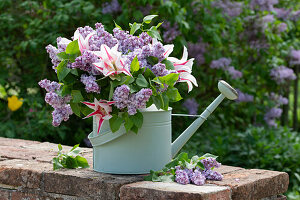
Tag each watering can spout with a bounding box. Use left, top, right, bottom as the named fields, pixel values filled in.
left=171, top=80, right=238, bottom=158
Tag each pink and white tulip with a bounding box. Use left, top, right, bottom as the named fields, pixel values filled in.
left=167, top=46, right=198, bottom=92
left=92, top=44, right=131, bottom=78
left=73, top=30, right=96, bottom=53
left=82, top=98, right=114, bottom=134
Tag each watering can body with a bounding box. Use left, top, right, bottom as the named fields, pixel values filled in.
left=88, top=105, right=173, bottom=174
left=88, top=80, right=238, bottom=174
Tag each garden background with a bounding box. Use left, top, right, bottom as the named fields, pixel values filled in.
left=0, top=0, right=299, bottom=198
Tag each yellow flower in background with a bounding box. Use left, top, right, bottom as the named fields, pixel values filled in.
left=8, top=96, right=23, bottom=111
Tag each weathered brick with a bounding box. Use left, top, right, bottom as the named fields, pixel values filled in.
left=0, top=159, right=50, bottom=189
left=0, top=188, right=11, bottom=200
left=120, top=181, right=231, bottom=200
left=44, top=169, right=144, bottom=199
left=207, top=168, right=289, bottom=200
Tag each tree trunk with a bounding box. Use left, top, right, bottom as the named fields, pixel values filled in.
left=293, top=65, right=299, bottom=131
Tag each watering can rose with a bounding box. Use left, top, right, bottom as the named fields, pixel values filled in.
left=39, top=15, right=198, bottom=133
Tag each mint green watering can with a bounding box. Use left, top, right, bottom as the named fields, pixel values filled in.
left=88, top=80, right=238, bottom=174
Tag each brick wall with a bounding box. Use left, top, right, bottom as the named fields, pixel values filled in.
left=0, top=137, right=289, bottom=200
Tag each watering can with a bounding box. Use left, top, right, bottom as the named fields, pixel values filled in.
left=88, top=80, right=238, bottom=174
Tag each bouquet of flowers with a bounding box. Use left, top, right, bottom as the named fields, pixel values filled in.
left=39, top=15, right=198, bottom=134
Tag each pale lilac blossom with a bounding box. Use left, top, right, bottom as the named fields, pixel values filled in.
left=80, top=74, right=100, bottom=93
left=270, top=66, right=296, bottom=84
left=235, top=89, right=254, bottom=103
left=183, top=98, right=199, bottom=115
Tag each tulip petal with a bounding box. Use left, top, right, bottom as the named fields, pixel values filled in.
left=97, top=118, right=104, bottom=134
left=164, top=44, right=174, bottom=57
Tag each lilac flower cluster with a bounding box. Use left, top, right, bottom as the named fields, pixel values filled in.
left=152, top=63, right=169, bottom=77
left=88, top=23, right=118, bottom=51
left=102, top=0, right=121, bottom=14
left=182, top=98, right=199, bottom=115
left=77, top=26, right=94, bottom=39
left=187, top=38, right=208, bottom=65
left=174, top=157, right=222, bottom=186
left=212, top=0, right=243, bottom=17
left=80, top=74, right=100, bottom=93
left=250, top=0, right=278, bottom=11
left=161, top=21, right=181, bottom=43
left=113, top=85, right=152, bottom=115
left=210, top=58, right=243, bottom=79
left=38, top=79, right=73, bottom=127
left=45, top=45, right=61, bottom=71
left=113, top=85, right=130, bottom=109
left=71, top=50, right=100, bottom=75
left=235, top=89, right=254, bottom=103
left=289, top=50, right=300, bottom=66
left=113, top=28, right=151, bottom=54
left=269, top=92, right=288, bottom=105
left=270, top=66, right=296, bottom=84
left=264, top=107, right=282, bottom=127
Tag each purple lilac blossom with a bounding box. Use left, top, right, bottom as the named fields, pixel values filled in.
left=161, top=21, right=181, bottom=43
left=201, top=157, right=221, bottom=170
left=72, top=50, right=100, bottom=75
left=250, top=0, right=278, bottom=11
left=269, top=93, right=288, bottom=105
left=226, top=66, right=243, bottom=79
left=212, top=0, right=243, bottom=17
left=175, top=169, right=190, bottom=185
left=270, top=66, right=296, bottom=84
left=113, top=28, right=144, bottom=53
left=127, top=89, right=152, bottom=115
left=184, top=168, right=194, bottom=179
left=77, top=26, right=94, bottom=39
left=45, top=92, right=72, bottom=109
left=264, top=107, right=282, bottom=127
left=274, top=8, right=291, bottom=20
left=102, top=0, right=121, bottom=14
left=182, top=98, right=199, bottom=115
left=277, top=23, right=287, bottom=33
left=139, top=32, right=152, bottom=46
left=187, top=39, right=208, bottom=65
left=290, top=10, right=300, bottom=21
left=88, top=23, right=118, bottom=51
left=113, top=85, right=130, bottom=109
left=152, top=42, right=166, bottom=62
left=190, top=169, right=206, bottom=185
left=80, top=74, right=100, bottom=93
left=289, top=50, right=300, bottom=66
left=52, top=105, right=73, bottom=127
left=203, top=169, right=223, bottom=181
left=152, top=63, right=169, bottom=76
left=38, top=79, right=61, bottom=92
left=235, top=89, right=254, bottom=103
left=45, top=45, right=61, bottom=71
left=57, top=37, right=70, bottom=52
left=210, top=58, right=231, bottom=69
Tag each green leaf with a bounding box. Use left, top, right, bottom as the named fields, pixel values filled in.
left=67, top=146, right=81, bottom=157
left=130, top=56, right=140, bottom=72
left=159, top=73, right=179, bottom=86
left=71, top=90, right=84, bottom=103
left=70, top=69, right=78, bottom=76
left=114, top=20, right=122, bottom=30
left=129, top=111, right=143, bottom=128
left=53, top=157, right=63, bottom=170
left=159, top=174, right=174, bottom=182
left=75, top=156, right=90, bottom=168
left=146, top=56, right=159, bottom=66
left=166, top=88, right=182, bottom=102
left=162, top=94, right=169, bottom=110
left=119, top=76, right=135, bottom=85
left=57, top=52, right=69, bottom=60
left=129, top=84, right=139, bottom=93
left=58, top=144, right=62, bottom=151
left=109, top=81, right=114, bottom=100
left=124, top=117, right=134, bottom=132
left=136, top=74, right=149, bottom=87
left=70, top=102, right=81, bottom=117
left=109, top=115, right=124, bottom=133
left=130, top=22, right=142, bottom=35
left=161, top=59, right=174, bottom=70
left=61, top=84, right=72, bottom=96
left=56, top=60, right=71, bottom=81
left=143, top=15, right=158, bottom=24
left=65, top=156, right=78, bottom=168
left=146, top=96, right=153, bottom=107
left=66, top=40, right=80, bottom=55
left=156, top=22, right=163, bottom=28
left=144, top=68, right=156, bottom=80
left=131, top=125, right=139, bottom=134
left=152, top=96, right=162, bottom=110
left=147, top=26, right=162, bottom=41
left=201, top=153, right=218, bottom=159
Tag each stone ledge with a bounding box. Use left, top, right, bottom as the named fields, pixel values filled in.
left=0, top=137, right=289, bottom=200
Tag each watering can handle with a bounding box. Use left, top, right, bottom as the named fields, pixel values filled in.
left=171, top=80, right=238, bottom=158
